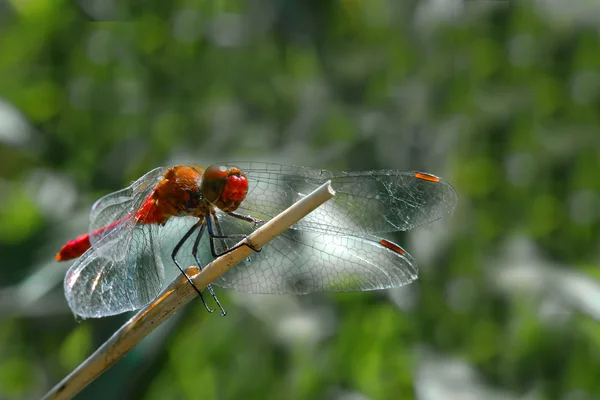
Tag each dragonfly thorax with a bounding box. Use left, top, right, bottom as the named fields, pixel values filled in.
left=148, top=165, right=208, bottom=220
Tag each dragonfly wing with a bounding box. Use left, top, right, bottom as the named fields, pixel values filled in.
left=324, top=169, right=457, bottom=233
left=88, top=187, right=133, bottom=245
left=64, top=224, right=165, bottom=318
left=156, top=216, right=210, bottom=284
left=231, top=162, right=457, bottom=235
left=88, top=167, right=167, bottom=244
left=195, top=211, right=417, bottom=294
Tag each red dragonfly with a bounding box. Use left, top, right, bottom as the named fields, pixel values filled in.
left=57, top=162, right=457, bottom=319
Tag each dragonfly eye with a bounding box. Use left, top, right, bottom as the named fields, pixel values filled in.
left=201, top=164, right=229, bottom=204
left=201, top=164, right=249, bottom=212
left=220, top=169, right=248, bottom=206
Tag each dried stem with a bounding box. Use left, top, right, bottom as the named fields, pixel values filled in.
left=43, top=181, right=335, bottom=400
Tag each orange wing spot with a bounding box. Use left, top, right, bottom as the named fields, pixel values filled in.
left=415, top=172, right=440, bottom=182
left=379, top=239, right=405, bottom=255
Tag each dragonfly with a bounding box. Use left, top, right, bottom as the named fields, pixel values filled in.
left=56, top=162, right=458, bottom=319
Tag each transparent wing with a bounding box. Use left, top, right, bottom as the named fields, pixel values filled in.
left=157, top=216, right=209, bottom=284
left=88, top=167, right=167, bottom=244
left=217, top=232, right=417, bottom=294
left=230, top=162, right=457, bottom=236
left=63, top=223, right=165, bottom=318
left=66, top=166, right=169, bottom=318
left=177, top=211, right=418, bottom=295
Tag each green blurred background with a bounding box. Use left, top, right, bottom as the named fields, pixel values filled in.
left=1, top=0, right=600, bottom=399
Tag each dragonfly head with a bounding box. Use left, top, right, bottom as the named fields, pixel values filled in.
left=201, top=164, right=249, bottom=212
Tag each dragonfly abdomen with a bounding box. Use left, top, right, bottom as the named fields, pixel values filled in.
left=56, top=216, right=134, bottom=261
left=56, top=232, right=94, bottom=261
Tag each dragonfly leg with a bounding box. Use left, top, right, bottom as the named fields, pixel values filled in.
left=191, top=222, right=226, bottom=316
left=226, top=212, right=267, bottom=248
left=227, top=211, right=266, bottom=227
left=171, top=219, right=213, bottom=313
left=206, top=211, right=261, bottom=258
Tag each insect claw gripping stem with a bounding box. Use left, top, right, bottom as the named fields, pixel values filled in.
left=170, top=220, right=215, bottom=314
left=228, top=211, right=268, bottom=231
left=206, top=213, right=261, bottom=258
left=191, top=221, right=226, bottom=316
left=226, top=212, right=266, bottom=251
left=245, top=240, right=262, bottom=253
left=172, top=209, right=264, bottom=317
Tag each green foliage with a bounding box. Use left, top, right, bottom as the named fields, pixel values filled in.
left=1, top=1, right=599, bottom=399
left=59, top=324, right=93, bottom=370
